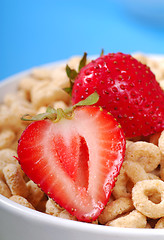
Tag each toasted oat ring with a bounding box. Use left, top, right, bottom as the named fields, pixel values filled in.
left=160, top=155, right=164, bottom=181
left=3, top=163, right=28, bottom=198
left=123, top=161, right=149, bottom=184
left=0, top=179, right=11, bottom=198
left=158, top=130, right=164, bottom=154
left=149, top=132, right=161, bottom=146
left=125, top=141, right=161, bottom=172
left=26, top=180, right=44, bottom=207
left=155, top=217, right=164, bottom=228
left=106, top=210, right=147, bottom=228
left=58, top=209, right=77, bottom=221
left=10, top=195, right=35, bottom=209
left=46, top=198, right=63, bottom=216
left=158, top=131, right=164, bottom=180
left=112, top=163, right=132, bottom=199
left=98, top=197, right=134, bottom=224
left=132, top=180, right=164, bottom=219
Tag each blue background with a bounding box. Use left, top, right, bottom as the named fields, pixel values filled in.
left=0, top=0, right=164, bottom=81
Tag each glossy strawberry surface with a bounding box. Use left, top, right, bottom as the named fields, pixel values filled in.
left=72, top=53, right=164, bottom=138
left=17, top=106, right=125, bottom=222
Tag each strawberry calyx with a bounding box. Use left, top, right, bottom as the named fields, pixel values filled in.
left=65, top=52, right=87, bottom=95
left=21, top=92, right=99, bottom=123
left=65, top=50, right=104, bottom=96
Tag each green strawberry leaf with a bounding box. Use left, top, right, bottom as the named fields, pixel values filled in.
left=21, top=92, right=99, bottom=122
left=64, top=86, right=73, bottom=95
left=66, top=64, right=78, bottom=80
left=21, top=112, right=56, bottom=121
left=64, top=52, right=88, bottom=96
left=100, top=49, right=104, bottom=56
left=74, top=92, right=99, bottom=108
left=78, top=52, right=87, bottom=72
left=65, top=65, right=78, bottom=96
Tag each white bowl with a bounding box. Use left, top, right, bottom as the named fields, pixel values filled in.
left=0, top=58, right=164, bottom=240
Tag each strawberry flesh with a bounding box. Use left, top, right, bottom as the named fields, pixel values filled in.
left=72, top=53, right=164, bottom=138
left=17, top=106, right=125, bottom=222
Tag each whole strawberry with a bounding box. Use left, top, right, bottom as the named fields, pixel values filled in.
left=71, top=52, right=164, bottom=138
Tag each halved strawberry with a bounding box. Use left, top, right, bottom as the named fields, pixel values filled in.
left=17, top=105, right=125, bottom=222
left=71, top=52, right=164, bottom=138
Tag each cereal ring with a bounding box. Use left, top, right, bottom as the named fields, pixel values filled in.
left=51, top=66, right=70, bottom=89
left=123, top=161, right=149, bottom=184
left=58, top=209, right=77, bottom=221
left=31, top=67, right=52, bottom=80
left=0, top=148, right=18, bottom=179
left=46, top=198, right=63, bottom=216
left=10, top=195, right=35, bottom=209
left=106, top=210, right=147, bottom=228
left=91, top=219, right=98, bottom=224
left=149, top=166, right=161, bottom=178
left=26, top=180, right=44, bottom=207
left=36, top=106, right=47, bottom=114
left=0, top=179, right=11, bottom=198
left=149, top=132, right=161, bottom=146
left=159, top=80, right=164, bottom=90
left=125, top=141, right=161, bottom=172
left=98, top=197, right=134, bottom=224
left=3, top=164, right=28, bottom=198
left=132, top=180, right=164, bottom=218
left=160, top=155, right=164, bottom=181
left=126, top=140, right=133, bottom=148
left=18, top=77, right=38, bottom=97
left=10, top=124, right=29, bottom=151
left=31, top=80, right=70, bottom=109
left=112, top=166, right=131, bottom=199
left=0, top=104, right=22, bottom=131
left=4, top=91, right=28, bottom=106
left=155, top=217, right=164, bottom=229
left=133, top=53, right=148, bottom=65
left=158, top=130, right=164, bottom=155
left=159, top=131, right=164, bottom=180
left=53, top=101, right=68, bottom=110
left=0, top=129, right=16, bottom=150
left=147, top=173, right=160, bottom=180
left=10, top=98, right=36, bottom=118
left=151, top=67, right=164, bottom=82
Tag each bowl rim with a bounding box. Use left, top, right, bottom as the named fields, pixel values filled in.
left=0, top=54, right=164, bottom=237
left=1, top=194, right=164, bottom=236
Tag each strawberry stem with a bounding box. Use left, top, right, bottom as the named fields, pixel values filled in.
left=54, top=108, right=73, bottom=123
left=21, top=92, right=99, bottom=122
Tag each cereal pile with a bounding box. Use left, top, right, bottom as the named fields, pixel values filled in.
left=0, top=54, right=164, bottom=228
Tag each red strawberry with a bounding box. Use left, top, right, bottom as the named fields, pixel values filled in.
left=17, top=105, right=125, bottom=222
left=71, top=52, right=164, bottom=138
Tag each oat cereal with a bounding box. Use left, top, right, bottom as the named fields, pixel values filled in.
left=106, top=210, right=147, bottom=228
left=132, top=180, right=164, bottom=219
left=0, top=54, right=164, bottom=228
